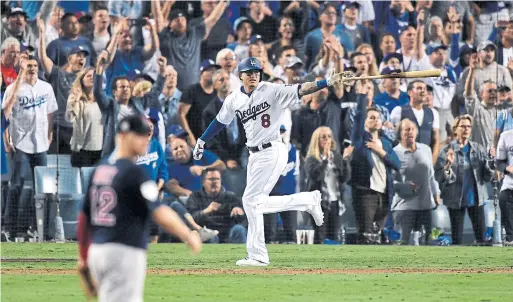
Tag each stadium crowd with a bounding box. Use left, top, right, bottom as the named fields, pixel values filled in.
left=1, top=0, right=513, bottom=246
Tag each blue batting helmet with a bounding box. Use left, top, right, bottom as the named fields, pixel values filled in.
left=238, top=57, right=263, bottom=73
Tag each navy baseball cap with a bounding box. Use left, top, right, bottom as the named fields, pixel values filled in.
left=169, top=9, right=186, bottom=22
left=8, top=7, right=28, bottom=18
left=127, top=69, right=155, bottom=83
left=381, top=67, right=401, bottom=75
left=342, top=1, right=360, bottom=10
left=498, top=85, right=511, bottom=92
left=383, top=53, right=403, bottom=63
left=459, top=44, right=477, bottom=56
left=285, top=56, right=304, bottom=69
left=118, top=115, right=151, bottom=136
left=167, top=125, right=187, bottom=139
left=68, top=46, right=89, bottom=57
left=200, top=59, right=221, bottom=73
left=426, top=43, right=448, bottom=55
left=280, top=125, right=287, bottom=132
left=250, top=34, right=264, bottom=45
left=233, top=17, right=252, bottom=32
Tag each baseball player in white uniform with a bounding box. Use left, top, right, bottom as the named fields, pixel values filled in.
left=193, top=57, right=344, bottom=266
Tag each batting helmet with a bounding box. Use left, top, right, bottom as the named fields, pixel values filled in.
left=238, top=57, right=263, bottom=73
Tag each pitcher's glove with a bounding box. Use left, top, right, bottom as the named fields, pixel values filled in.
left=77, top=260, right=97, bottom=299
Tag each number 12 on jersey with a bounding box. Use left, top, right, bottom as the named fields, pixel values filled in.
left=261, top=114, right=271, bottom=128
left=90, top=186, right=118, bottom=226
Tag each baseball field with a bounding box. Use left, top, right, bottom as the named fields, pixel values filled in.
left=1, top=244, right=512, bottom=302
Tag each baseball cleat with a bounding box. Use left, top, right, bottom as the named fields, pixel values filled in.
left=236, top=257, right=269, bottom=267
left=307, top=190, right=324, bottom=226
left=198, top=227, right=219, bottom=242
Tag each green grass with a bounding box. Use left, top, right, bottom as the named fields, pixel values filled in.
left=2, top=244, right=513, bottom=301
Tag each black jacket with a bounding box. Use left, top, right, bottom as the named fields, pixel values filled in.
left=202, top=97, right=246, bottom=164
left=186, top=189, right=245, bottom=232
left=304, top=152, right=351, bottom=195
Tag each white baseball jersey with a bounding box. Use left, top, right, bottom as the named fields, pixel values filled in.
left=216, top=82, right=301, bottom=147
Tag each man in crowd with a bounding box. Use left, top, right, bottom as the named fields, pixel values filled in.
left=1, top=38, right=21, bottom=94
left=1, top=4, right=56, bottom=48
left=396, top=25, right=418, bottom=72
left=216, top=48, right=241, bottom=92
left=246, top=0, right=279, bottom=43
left=464, top=56, right=498, bottom=149
left=94, top=52, right=167, bottom=156
left=272, top=46, right=297, bottom=80
left=304, top=3, right=354, bottom=68
left=38, top=17, right=93, bottom=154
left=154, top=0, right=228, bottom=90
left=159, top=65, right=182, bottom=135
left=3, top=57, right=57, bottom=241
left=339, top=2, right=371, bottom=49
left=391, top=80, right=441, bottom=163
left=186, top=168, right=247, bottom=243
left=192, top=0, right=233, bottom=61
left=166, top=135, right=225, bottom=198
left=104, top=20, right=158, bottom=94
left=46, top=13, right=97, bottom=67
left=178, top=60, right=219, bottom=147
left=374, top=68, right=410, bottom=113
left=227, top=17, right=253, bottom=64
left=457, top=41, right=512, bottom=97
left=83, top=6, right=111, bottom=55
left=203, top=69, right=246, bottom=169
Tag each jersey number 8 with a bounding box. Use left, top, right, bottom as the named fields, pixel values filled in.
left=261, top=114, right=271, bottom=128
left=91, top=186, right=118, bottom=227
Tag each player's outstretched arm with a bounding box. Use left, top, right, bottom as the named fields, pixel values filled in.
left=298, top=72, right=344, bottom=98
left=153, top=206, right=202, bottom=254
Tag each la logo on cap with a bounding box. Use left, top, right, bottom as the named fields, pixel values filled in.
left=250, top=60, right=256, bottom=66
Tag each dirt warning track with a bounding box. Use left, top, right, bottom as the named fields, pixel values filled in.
left=2, top=267, right=512, bottom=275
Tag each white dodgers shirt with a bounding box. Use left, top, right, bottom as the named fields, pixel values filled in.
left=2, top=79, right=58, bottom=153
left=216, top=82, right=300, bottom=147
left=497, top=129, right=513, bottom=192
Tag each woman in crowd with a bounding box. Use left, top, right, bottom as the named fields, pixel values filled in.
left=305, top=126, right=350, bottom=244
left=392, top=119, right=440, bottom=245
left=268, top=16, right=304, bottom=65
left=435, top=115, right=493, bottom=245
left=65, top=67, right=103, bottom=167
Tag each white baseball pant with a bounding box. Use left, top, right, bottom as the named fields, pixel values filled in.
left=242, top=142, right=317, bottom=264
left=88, top=243, right=147, bottom=302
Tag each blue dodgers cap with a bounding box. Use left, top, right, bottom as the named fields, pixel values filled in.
left=169, top=9, right=186, bottom=22
left=118, top=115, right=151, bottom=136
left=381, top=67, right=402, bottom=75
left=233, top=16, right=252, bottom=32
left=426, top=43, right=448, bottom=55
left=249, top=34, right=264, bottom=45
left=383, top=53, right=403, bottom=63
left=200, top=59, right=221, bottom=73
left=68, top=46, right=89, bottom=57
left=167, top=124, right=187, bottom=139
left=341, top=1, right=360, bottom=10
left=280, top=125, right=287, bottom=132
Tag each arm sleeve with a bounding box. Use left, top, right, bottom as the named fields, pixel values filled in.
left=432, top=109, right=440, bottom=129
left=157, top=146, right=169, bottom=183
left=199, top=119, right=227, bottom=143
left=496, top=110, right=505, bottom=132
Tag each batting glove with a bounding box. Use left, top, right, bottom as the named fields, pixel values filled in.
left=193, top=139, right=205, bottom=160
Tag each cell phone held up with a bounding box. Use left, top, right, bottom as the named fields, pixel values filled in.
left=129, top=19, right=148, bottom=27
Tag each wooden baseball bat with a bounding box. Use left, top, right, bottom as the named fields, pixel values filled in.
left=343, top=70, right=441, bottom=81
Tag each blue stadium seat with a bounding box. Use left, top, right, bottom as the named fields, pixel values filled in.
left=80, top=167, right=96, bottom=193
left=46, top=154, right=72, bottom=168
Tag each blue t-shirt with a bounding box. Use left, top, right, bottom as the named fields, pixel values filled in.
left=304, top=27, right=355, bottom=68
left=461, top=144, right=477, bottom=207
left=167, top=150, right=218, bottom=192
left=373, top=91, right=410, bottom=113
left=496, top=109, right=513, bottom=133
left=1, top=111, right=9, bottom=175
left=83, top=157, right=162, bottom=250
left=46, top=36, right=96, bottom=67
left=135, top=137, right=168, bottom=183
left=105, top=47, right=145, bottom=94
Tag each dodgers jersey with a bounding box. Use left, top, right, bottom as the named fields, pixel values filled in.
left=216, top=82, right=301, bottom=147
